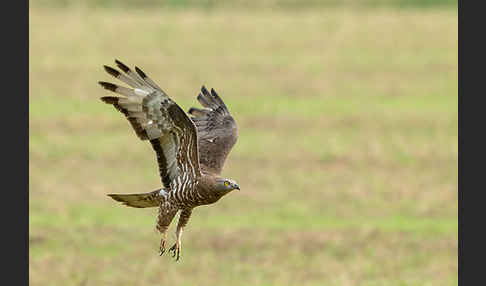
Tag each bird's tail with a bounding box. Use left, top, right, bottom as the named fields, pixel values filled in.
left=108, top=189, right=162, bottom=208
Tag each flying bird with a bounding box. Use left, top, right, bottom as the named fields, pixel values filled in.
left=98, top=60, right=239, bottom=261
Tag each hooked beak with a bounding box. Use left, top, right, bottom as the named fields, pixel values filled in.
left=235, top=184, right=240, bottom=191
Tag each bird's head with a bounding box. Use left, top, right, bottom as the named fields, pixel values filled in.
left=215, top=178, right=240, bottom=194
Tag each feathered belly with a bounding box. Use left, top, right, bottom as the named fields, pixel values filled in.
left=164, top=187, right=221, bottom=209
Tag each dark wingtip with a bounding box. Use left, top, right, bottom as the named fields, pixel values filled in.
left=98, top=81, right=117, bottom=92
left=115, top=59, right=130, bottom=73
left=210, top=88, right=219, bottom=97
left=100, top=96, right=118, bottom=104
left=201, top=85, right=210, bottom=95
left=210, top=87, right=226, bottom=108
left=104, top=65, right=120, bottom=77
left=135, top=66, right=147, bottom=79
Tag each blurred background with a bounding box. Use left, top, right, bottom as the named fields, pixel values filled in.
left=29, top=0, right=457, bottom=285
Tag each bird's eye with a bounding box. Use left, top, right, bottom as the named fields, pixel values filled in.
left=224, top=181, right=230, bottom=187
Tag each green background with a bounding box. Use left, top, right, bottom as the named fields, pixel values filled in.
left=30, top=1, right=458, bottom=285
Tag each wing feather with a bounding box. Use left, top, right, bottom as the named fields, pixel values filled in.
left=99, top=60, right=201, bottom=189
left=188, top=85, right=238, bottom=175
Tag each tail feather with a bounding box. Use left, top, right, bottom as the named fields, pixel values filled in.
left=108, top=190, right=161, bottom=208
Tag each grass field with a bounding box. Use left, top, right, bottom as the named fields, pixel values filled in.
left=29, top=5, right=457, bottom=286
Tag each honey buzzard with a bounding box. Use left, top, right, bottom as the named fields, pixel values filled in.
left=98, top=60, right=239, bottom=261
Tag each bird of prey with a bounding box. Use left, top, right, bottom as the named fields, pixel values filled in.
left=98, top=59, right=239, bottom=261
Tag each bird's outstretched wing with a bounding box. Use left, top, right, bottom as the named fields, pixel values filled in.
left=99, top=60, right=201, bottom=189
left=188, top=86, right=238, bottom=175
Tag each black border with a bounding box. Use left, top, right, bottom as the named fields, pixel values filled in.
left=7, top=0, right=29, bottom=284
left=459, top=1, right=484, bottom=285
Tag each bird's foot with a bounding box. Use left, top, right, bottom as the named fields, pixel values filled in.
left=169, top=242, right=181, bottom=261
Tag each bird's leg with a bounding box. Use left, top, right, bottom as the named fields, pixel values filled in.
left=169, top=209, right=192, bottom=261
left=159, top=232, right=167, bottom=256
left=156, top=204, right=177, bottom=256
left=169, top=226, right=183, bottom=260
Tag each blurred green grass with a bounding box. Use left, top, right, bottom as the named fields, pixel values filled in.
left=30, top=5, right=457, bottom=286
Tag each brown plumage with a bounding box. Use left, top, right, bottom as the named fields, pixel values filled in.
left=99, top=59, right=240, bottom=261
left=189, top=86, right=238, bottom=175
